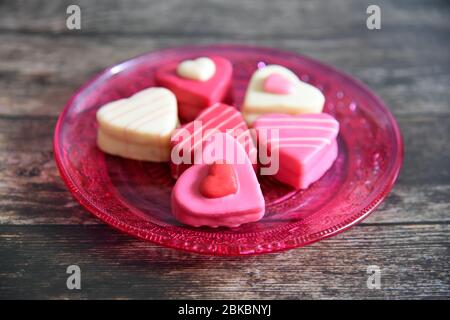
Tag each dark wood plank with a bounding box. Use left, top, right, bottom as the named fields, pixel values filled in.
left=0, top=115, right=449, bottom=225
left=0, top=31, right=448, bottom=117
left=1, top=0, right=448, bottom=37
left=0, top=224, right=448, bottom=299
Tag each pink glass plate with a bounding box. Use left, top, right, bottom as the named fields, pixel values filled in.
left=54, top=45, right=403, bottom=255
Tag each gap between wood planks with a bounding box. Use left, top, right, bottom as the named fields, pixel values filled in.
left=1, top=112, right=450, bottom=121
left=1, top=25, right=449, bottom=41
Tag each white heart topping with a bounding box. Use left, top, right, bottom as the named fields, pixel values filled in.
left=177, top=57, right=216, bottom=81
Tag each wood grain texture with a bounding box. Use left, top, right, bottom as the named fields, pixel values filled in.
left=1, top=0, right=448, bottom=36
left=0, top=32, right=449, bottom=117
left=0, top=224, right=448, bottom=299
left=0, top=0, right=449, bottom=299
left=0, top=1, right=449, bottom=117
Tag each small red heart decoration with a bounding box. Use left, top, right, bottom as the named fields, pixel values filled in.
left=200, top=161, right=238, bottom=198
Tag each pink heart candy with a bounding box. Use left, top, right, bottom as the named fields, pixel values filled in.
left=254, top=113, right=340, bottom=189
left=263, top=73, right=294, bottom=94
left=171, top=133, right=265, bottom=228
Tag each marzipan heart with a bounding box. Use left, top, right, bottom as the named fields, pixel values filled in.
left=96, top=87, right=178, bottom=162
left=242, top=65, right=325, bottom=125
left=254, top=113, right=339, bottom=189
left=155, top=56, right=233, bottom=121
left=170, top=103, right=257, bottom=179
left=171, top=132, right=265, bottom=228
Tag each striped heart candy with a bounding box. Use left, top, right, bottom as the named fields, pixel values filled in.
left=170, top=103, right=257, bottom=179
left=254, top=113, right=339, bottom=189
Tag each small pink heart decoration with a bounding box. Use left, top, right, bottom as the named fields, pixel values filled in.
left=263, top=73, right=294, bottom=94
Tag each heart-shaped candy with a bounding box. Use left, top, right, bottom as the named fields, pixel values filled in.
left=263, top=73, right=294, bottom=94
left=242, top=65, right=325, bottom=125
left=171, top=133, right=265, bottom=228
left=177, top=57, right=216, bottom=81
left=170, top=103, right=257, bottom=179
left=96, top=87, right=178, bottom=162
left=155, top=56, right=233, bottom=121
left=254, top=113, right=339, bottom=189
left=199, top=162, right=238, bottom=198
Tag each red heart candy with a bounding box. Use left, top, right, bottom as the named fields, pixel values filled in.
left=200, top=161, right=238, bottom=198
left=155, top=56, right=233, bottom=121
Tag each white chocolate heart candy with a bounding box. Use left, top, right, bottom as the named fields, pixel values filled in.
left=176, top=57, right=216, bottom=81
left=96, top=87, right=179, bottom=162
left=242, top=65, right=325, bottom=125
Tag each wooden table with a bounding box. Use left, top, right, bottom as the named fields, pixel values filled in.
left=0, top=0, right=448, bottom=299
